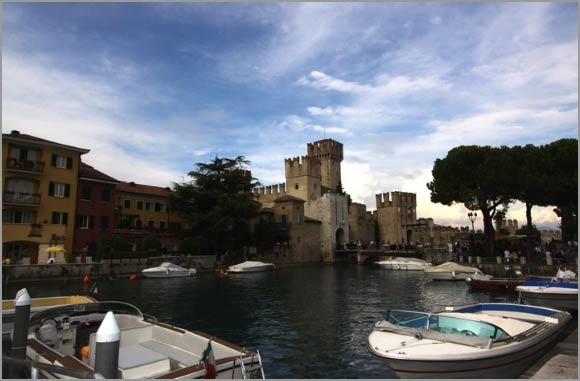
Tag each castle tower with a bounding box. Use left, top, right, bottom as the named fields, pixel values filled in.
left=284, top=156, right=322, bottom=202
left=307, top=139, right=343, bottom=193
left=375, top=191, right=417, bottom=244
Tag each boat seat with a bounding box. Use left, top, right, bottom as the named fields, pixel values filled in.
left=140, top=339, right=200, bottom=366
left=118, top=344, right=171, bottom=379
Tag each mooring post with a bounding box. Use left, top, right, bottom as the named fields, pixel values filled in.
left=94, top=311, right=120, bottom=379
left=10, top=288, right=31, bottom=378
left=11, top=288, right=31, bottom=359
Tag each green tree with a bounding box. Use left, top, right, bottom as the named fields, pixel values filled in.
left=141, top=236, right=162, bottom=252
left=427, top=146, right=514, bottom=256
left=97, top=234, right=131, bottom=259
left=169, top=156, right=261, bottom=257
left=509, top=144, right=551, bottom=261
left=544, top=139, right=578, bottom=241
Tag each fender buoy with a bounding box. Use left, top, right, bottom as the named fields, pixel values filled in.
left=129, top=274, right=137, bottom=281
left=272, top=264, right=278, bottom=271
left=217, top=269, right=225, bottom=277
left=83, top=274, right=90, bottom=283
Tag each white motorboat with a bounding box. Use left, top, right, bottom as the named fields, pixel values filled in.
left=424, top=262, right=483, bottom=281
left=227, top=261, right=274, bottom=274
left=516, top=279, right=578, bottom=311
left=367, top=303, right=572, bottom=379
left=23, top=300, right=265, bottom=379
left=376, top=257, right=432, bottom=271
left=142, top=262, right=196, bottom=278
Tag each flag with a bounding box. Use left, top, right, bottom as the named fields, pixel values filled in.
left=88, top=283, right=99, bottom=300
left=201, top=340, right=217, bottom=378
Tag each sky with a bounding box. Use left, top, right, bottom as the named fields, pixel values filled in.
left=2, top=2, right=578, bottom=231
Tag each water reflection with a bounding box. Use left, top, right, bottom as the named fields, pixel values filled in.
left=3, top=264, right=520, bottom=378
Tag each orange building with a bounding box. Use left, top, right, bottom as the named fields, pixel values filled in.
left=114, top=181, right=182, bottom=251
left=2, top=130, right=89, bottom=264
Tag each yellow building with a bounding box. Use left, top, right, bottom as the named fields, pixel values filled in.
left=2, top=130, right=89, bottom=264
left=114, top=181, right=182, bottom=251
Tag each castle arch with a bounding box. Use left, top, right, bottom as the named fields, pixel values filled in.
left=336, top=228, right=345, bottom=248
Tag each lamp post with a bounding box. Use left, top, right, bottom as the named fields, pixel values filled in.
left=467, top=212, right=477, bottom=254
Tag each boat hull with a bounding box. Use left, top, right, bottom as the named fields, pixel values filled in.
left=377, top=263, right=429, bottom=271
left=227, top=265, right=273, bottom=273
left=466, top=279, right=522, bottom=293
left=142, top=270, right=194, bottom=278
left=427, top=272, right=477, bottom=281
left=372, top=330, right=566, bottom=379
left=518, top=290, right=578, bottom=311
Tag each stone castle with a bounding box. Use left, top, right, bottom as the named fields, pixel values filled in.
left=253, top=138, right=466, bottom=261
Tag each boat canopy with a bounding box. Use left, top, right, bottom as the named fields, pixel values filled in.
left=158, top=262, right=188, bottom=270
left=424, top=262, right=482, bottom=274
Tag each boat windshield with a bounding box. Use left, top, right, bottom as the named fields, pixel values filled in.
left=427, top=315, right=507, bottom=339
left=29, top=301, right=143, bottom=328
left=386, top=310, right=429, bottom=328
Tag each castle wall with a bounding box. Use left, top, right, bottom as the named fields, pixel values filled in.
left=349, top=202, right=375, bottom=244
left=376, top=192, right=417, bottom=244
left=253, top=183, right=287, bottom=209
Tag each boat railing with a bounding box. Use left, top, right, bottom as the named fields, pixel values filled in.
left=2, top=355, right=102, bottom=379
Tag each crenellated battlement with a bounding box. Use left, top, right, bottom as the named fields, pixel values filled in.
left=375, top=191, right=417, bottom=209
left=253, top=183, right=287, bottom=196
left=307, top=139, right=344, bottom=161
left=284, top=155, right=321, bottom=178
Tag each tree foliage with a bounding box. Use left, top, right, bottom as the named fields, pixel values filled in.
left=169, top=156, right=261, bottom=256
left=428, top=139, right=578, bottom=255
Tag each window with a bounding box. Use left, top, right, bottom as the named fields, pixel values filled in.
left=295, top=183, right=299, bottom=190
left=3, top=210, right=34, bottom=224
left=52, top=154, right=73, bottom=169
left=145, top=202, right=151, bottom=211
left=281, top=215, right=288, bottom=224
left=78, top=216, right=90, bottom=229
left=137, top=201, right=144, bottom=210
left=148, top=220, right=155, bottom=230
left=101, top=189, right=111, bottom=202
left=159, top=221, right=166, bottom=230
left=124, top=199, right=131, bottom=209
left=51, top=212, right=69, bottom=225
left=154, top=202, right=161, bottom=212
left=81, top=186, right=92, bottom=200
left=48, top=182, right=70, bottom=198
left=100, top=216, right=109, bottom=229
left=135, top=219, right=142, bottom=229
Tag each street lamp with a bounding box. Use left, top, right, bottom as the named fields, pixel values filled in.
left=467, top=212, right=477, bottom=254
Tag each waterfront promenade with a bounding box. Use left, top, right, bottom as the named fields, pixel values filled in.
left=521, top=327, right=578, bottom=379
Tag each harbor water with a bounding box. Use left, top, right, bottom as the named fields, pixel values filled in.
left=3, top=263, right=521, bottom=378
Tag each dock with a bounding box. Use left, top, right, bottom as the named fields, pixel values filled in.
left=520, top=327, right=578, bottom=379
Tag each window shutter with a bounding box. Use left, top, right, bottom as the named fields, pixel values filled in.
left=76, top=216, right=82, bottom=228
left=64, top=184, right=71, bottom=198
left=66, top=157, right=73, bottom=169
left=89, top=216, right=95, bottom=229
left=52, top=212, right=59, bottom=224
left=49, top=182, right=55, bottom=196
left=62, top=213, right=68, bottom=226
left=52, top=154, right=57, bottom=166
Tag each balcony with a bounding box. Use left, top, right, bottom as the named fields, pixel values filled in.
left=5, top=158, right=45, bottom=174
left=3, top=191, right=41, bottom=206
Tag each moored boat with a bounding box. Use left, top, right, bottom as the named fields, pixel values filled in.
left=2, top=294, right=96, bottom=343
left=367, top=303, right=572, bottom=379
left=516, top=279, right=578, bottom=311
left=227, top=261, right=273, bottom=274
left=376, top=257, right=432, bottom=271
left=465, top=277, right=523, bottom=293
left=424, top=262, right=483, bottom=281
left=142, top=262, right=196, bottom=278
left=23, top=300, right=265, bottom=379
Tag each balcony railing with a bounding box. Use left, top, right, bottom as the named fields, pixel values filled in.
left=3, top=191, right=41, bottom=206
left=5, top=158, right=45, bottom=173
